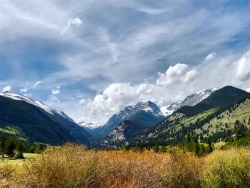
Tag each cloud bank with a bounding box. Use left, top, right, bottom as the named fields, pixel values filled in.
left=81, top=50, right=250, bottom=125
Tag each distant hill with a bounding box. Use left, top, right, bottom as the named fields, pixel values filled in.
left=0, top=92, right=91, bottom=145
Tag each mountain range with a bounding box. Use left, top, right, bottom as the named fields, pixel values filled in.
left=138, top=86, right=250, bottom=147
left=0, top=86, right=249, bottom=148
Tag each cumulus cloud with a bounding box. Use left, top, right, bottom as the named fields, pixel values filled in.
left=61, top=17, right=82, bottom=36
left=246, top=88, right=250, bottom=93
left=80, top=82, right=160, bottom=125
left=33, top=81, right=43, bottom=89
left=80, top=50, right=250, bottom=126
left=20, top=88, right=28, bottom=93
left=1, top=0, right=249, bottom=124
left=81, top=63, right=199, bottom=125
left=2, top=85, right=11, bottom=92
left=156, top=63, right=197, bottom=86
left=236, top=51, right=250, bottom=81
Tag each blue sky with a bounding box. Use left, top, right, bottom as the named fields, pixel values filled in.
left=0, top=0, right=250, bottom=125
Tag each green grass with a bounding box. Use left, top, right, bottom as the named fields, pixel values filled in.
left=0, top=153, right=39, bottom=167
left=214, top=141, right=226, bottom=149
left=0, top=125, right=27, bottom=140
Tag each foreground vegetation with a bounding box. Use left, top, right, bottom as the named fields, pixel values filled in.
left=0, top=144, right=249, bottom=188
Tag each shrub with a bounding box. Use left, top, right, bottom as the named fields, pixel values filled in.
left=202, top=148, right=250, bottom=188
left=14, top=150, right=24, bottom=159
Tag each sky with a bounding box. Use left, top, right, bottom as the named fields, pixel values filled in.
left=0, top=0, right=250, bottom=126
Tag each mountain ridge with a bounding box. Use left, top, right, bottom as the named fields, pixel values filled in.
left=0, top=92, right=91, bottom=145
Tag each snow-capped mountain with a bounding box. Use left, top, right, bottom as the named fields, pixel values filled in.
left=0, top=91, right=90, bottom=144
left=0, top=91, right=54, bottom=115
left=0, top=91, right=76, bottom=123
left=94, top=101, right=165, bottom=138
left=160, top=88, right=217, bottom=116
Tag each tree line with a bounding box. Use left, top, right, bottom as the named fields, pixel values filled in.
left=0, top=133, right=47, bottom=159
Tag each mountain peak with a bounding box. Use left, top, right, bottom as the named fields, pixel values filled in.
left=93, top=100, right=164, bottom=138
left=176, top=85, right=250, bottom=116
left=0, top=91, right=54, bottom=115
left=161, top=88, right=217, bottom=116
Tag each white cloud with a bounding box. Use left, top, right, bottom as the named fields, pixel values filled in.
left=80, top=50, right=250, bottom=126
left=52, top=89, right=60, bottom=95
left=156, top=63, right=197, bottom=86
left=61, top=17, right=82, bottom=36
left=2, top=85, right=11, bottom=92
left=20, top=88, right=28, bottom=93
left=204, top=52, right=216, bottom=62
left=33, top=81, right=43, bottom=89
left=236, top=51, right=250, bottom=81
left=81, top=82, right=160, bottom=125
left=246, top=88, right=250, bottom=93
left=1, top=0, right=249, bottom=124
left=52, top=85, right=61, bottom=95
left=81, top=63, right=199, bottom=125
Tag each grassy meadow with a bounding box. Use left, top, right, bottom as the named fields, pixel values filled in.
left=0, top=144, right=249, bottom=188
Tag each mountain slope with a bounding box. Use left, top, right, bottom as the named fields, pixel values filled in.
left=161, top=88, right=217, bottom=116
left=0, top=92, right=91, bottom=145
left=94, top=101, right=165, bottom=137
left=176, top=86, right=250, bottom=116
left=141, top=86, right=250, bottom=146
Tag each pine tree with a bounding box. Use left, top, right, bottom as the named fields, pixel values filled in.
left=5, top=140, right=16, bottom=158
left=0, top=134, right=6, bottom=158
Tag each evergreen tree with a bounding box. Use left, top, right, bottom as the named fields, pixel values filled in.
left=5, top=140, right=16, bottom=158
left=0, top=134, right=6, bottom=158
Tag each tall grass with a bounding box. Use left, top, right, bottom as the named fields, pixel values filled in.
left=164, top=149, right=203, bottom=188
left=0, top=162, right=16, bottom=188
left=14, top=143, right=97, bottom=188
left=93, top=150, right=168, bottom=188
left=1, top=144, right=249, bottom=188
left=202, top=148, right=250, bottom=188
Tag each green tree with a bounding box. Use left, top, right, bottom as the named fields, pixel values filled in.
left=0, top=134, right=6, bottom=158
left=5, top=140, right=16, bottom=158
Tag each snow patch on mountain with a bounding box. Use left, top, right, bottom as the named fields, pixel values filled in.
left=0, top=91, right=54, bottom=115
left=0, top=92, right=77, bottom=125
left=161, top=88, right=217, bottom=116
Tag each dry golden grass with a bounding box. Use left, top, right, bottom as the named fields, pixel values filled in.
left=13, top=144, right=97, bottom=188
left=93, top=150, right=169, bottom=188
left=0, top=144, right=249, bottom=188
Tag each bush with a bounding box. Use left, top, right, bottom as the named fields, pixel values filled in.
left=14, top=150, right=24, bottom=159
left=202, top=148, right=250, bottom=188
